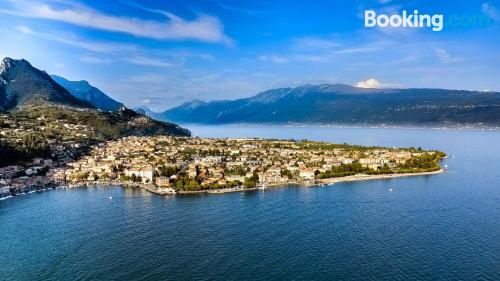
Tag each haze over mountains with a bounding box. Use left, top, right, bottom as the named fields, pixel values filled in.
left=51, top=75, right=123, bottom=112
left=153, top=84, right=500, bottom=127
left=0, top=57, right=190, bottom=137
left=3, top=55, right=499, bottom=129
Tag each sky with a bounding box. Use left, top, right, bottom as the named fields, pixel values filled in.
left=0, top=0, right=499, bottom=111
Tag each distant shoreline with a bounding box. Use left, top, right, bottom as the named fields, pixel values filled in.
left=180, top=123, right=500, bottom=132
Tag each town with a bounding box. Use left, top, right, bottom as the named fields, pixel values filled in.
left=0, top=110, right=95, bottom=198
left=52, top=136, right=444, bottom=194
left=0, top=103, right=189, bottom=198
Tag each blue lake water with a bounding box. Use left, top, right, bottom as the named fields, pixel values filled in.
left=1, top=126, right=500, bottom=281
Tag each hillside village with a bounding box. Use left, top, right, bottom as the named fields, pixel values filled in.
left=0, top=104, right=188, bottom=198
left=0, top=56, right=189, bottom=197
left=0, top=108, right=97, bottom=197
left=55, top=136, right=444, bottom=194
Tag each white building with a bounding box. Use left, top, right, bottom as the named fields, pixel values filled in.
left=125, top=166, right=154, bottom=183
left=299, top=169, right=316, bottom=180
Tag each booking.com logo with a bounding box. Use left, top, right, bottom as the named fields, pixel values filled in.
left=364, top=10, right=494, bottom=31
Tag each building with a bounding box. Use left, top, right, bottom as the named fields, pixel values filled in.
left=155, top=176, right=170, bottom=187
left=0, top=166, right=23, bottom=179
left=188, top=164, right=197, bottom=178
left=125, top=166, right=154, bottom=183
left=299, top=168, right=316, bottom=180
left=0, top=186, right=11, bottom=198
left=260, top=168, right=281, bottom=184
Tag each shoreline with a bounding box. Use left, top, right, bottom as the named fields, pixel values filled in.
left=181, top=123, right=500, bottom=132
left=58, top=169, right=445, bottom=196
left=0, top=186, right=60, bottom=201
left=318, top=169, right=445, bottom=185
left=0, top=169, right=445, bottom=201
left=185, top=169, right=445, bottom=194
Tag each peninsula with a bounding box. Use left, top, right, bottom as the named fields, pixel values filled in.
left=55, top=136, right=445, bottom=194
left=0, top=57, right=445, bottom=197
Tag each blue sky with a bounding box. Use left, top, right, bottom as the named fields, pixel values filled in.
left=0, top=0, right=499, bottom=111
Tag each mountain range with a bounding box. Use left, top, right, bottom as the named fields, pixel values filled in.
left=0, top=58, right=91, bottom=111
left=0, top=57, right=190, bottom=136
left=3, top=55, right=499, bottom=129
left=154, top=84, right=500, bottom=127
left=51, top=75, right=123, bottom=111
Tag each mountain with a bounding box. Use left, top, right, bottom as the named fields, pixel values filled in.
left=160, top=84, right=500, bottom=127
left=0, top=57, right=91, bottom=111
left=133, top=106, right=159, bottom=118
left=135, top=107, right=147, bottom=115
left=0, top=57, right=190, bottom=137
left=51, top=75, right=123, bottom=111
left=0, top=57, right=192, bottom=167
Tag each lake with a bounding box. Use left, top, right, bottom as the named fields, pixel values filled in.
left=1, top=126, right=500, bottom=281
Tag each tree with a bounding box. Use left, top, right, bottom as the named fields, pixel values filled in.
left=176, top=180, right=184, bottom=189
left=244, top=172, right=259, bottom=189
left=187, top=180, right=199, bottom=191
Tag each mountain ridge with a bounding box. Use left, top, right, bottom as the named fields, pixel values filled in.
left=51, top=75, right=123, bottom=111
left=0, top=57, right=190, bottom=137
left=0, top=57, right=92, bottom=111
left=158, top=84, right=500, bottom=127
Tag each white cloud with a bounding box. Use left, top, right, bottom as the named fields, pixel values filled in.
left=335, top=46, right=382, bottom=54
left=257, top=38, right=387, bottom=65
left=122, top=1, right=186, bottom=21
left=125, top=56, right=173, bottom=67
left=355, top=78, right=382, bottom=88
left=15, top=25, right=34, bottom=34
left=259, top=55, right=289, bottom=64
left=79, top=55, right=111, bottom=64
left=482, top=3, right=499, bottom=21
left=434, top=48, right=462, bottom=63
left=14, top=25, right=183, bottom=67
left=214, top=2, right=264, bottom=16
left=52, top=61, right=64, bottom=69
left=1, top=0, right=232, bottom=44
left=110, top=69, right=269, bottom=110
left=18, top=26, right=139, bottom=54
left=125, top=73, right=168, bottom=83
left=259, top=53, right=328, bottom=64
left=293, top=37, right=339, bottom=50
left=293, top=54, right=331, bottom=63
left=57, top=35, right=138, bottom=54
